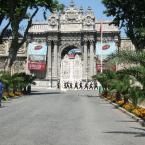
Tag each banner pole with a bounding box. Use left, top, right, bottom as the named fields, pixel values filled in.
left=100, top=20, right=103, bottom=73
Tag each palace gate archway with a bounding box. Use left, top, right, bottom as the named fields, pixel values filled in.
left=60, top=46, right=83, bottom=85
left=27, top=1, right=119, bottom=87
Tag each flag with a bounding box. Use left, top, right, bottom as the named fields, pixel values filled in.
left=100, top=21, right=103, bottom=42
left=100, top=21, right=103, bottom=73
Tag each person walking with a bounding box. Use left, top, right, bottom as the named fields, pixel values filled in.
left=89, top=81, right=94, bottom=90
left=84, top=82, right=88, bottom=90
left=0, top=80, right=3, bottom=107
left=64, top=82, right=67, bottom=89
left=74, top=82, right=78, bottom=90
left=70, top=82, right=73, bottom=89
left=67, top=82, right=70, bottom=89
left=79, top=82, right=83, bottom=90
left=57, top=80, right=60, bottom=89
left=94, top=81, right=98, bottom=90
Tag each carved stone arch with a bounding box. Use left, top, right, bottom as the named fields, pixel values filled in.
left=60, top=43, right=83, bottom=58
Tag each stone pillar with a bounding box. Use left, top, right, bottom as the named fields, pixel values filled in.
left=83, top=41, right=88, bottom=80
left=89, top=41, right=94, bottom=78
left=46, top=41, right=52, bottom=80
left=57, top=51, right=61, bottom=79
left=53, top=41, right=58, bottom=79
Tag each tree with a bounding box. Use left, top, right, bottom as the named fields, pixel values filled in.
left=106, top=50, right=145, bottom=105
left=0, top=0, right=64, bottom=70
left=102, top=0, right=145, bottom=50
left=0, top=0, right=10, bottom=43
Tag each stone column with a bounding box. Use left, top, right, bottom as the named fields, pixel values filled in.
left=89, top=41, right=94, bottom=78
left=83, top=41, right=88, bottom=80
left=46, top=41, right=52, bottom=80
left=57, top=51, right=61, bottom=79
left=53, top=41, right=58, bottom=79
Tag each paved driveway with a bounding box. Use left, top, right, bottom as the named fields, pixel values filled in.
left=0, top=89, right=145, bottom=145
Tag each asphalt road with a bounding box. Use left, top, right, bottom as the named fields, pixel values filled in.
left=0, top=89, right=145, bottom=145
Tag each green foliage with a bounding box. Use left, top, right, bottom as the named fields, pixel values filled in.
left=105, top=50, right=145, bottom=106
left=0, top=71, right=36, bottom=93
left=2, top=96, right=8, bottom=101
left=107, top=50, right=145, bottom=90
left=129, top=86, right=144, bottom=107
left=11, top=73, right=36, bottom=92
left=102, top=0, right=145, bottom=50
left=93, top=69, right=144, bottom=105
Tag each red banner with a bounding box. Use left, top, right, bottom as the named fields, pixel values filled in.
left=96, top=64, right=103, bottom=72
left=68, top=54, right=75, bottom=59
left=28, top=62, right=46, bottom=71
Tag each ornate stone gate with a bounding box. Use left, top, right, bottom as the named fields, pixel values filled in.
left=27, top=0, right=119, bottom=87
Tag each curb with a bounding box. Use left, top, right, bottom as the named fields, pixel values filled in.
left=100, top=97, right=145, bottom=127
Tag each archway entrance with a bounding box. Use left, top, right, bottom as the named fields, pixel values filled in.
left=60, top=47, right=82, bottom=87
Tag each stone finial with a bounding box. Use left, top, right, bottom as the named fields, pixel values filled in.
left=80, top=6, right=83, bottom=13
left=69, top=0, right=75, bottom=7
left=86, top=6, right=93, bottom=15
left=87, top=6, right=92, bottom=11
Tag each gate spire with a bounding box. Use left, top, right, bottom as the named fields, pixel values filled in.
left=69, top=0, right=75, bottom=7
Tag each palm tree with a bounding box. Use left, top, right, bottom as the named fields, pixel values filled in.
left=107, top=50, right=145, bottom=105
left=12, top=73, right=36, bottom=94
left=0, top=71, right=11, bottom=93
left=93, top=71, right=117, bottom=97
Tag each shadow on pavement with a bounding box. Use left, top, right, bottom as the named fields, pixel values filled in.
left=31, top=90, right=39, bottom=93
left=131, top=127, right=145, bottom=132
left=0, top=106, right=8, bottom=109
left=30, top=92, right=62, bottom=95
left=116, top=120, right=137, bottom=123
left=104, top=127, right=145, bottom=137
left=87, top=95, right=99, bottom=97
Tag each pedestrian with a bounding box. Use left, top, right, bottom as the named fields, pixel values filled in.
left=79, top=82, right=83, bottom=90
left=74, top=81, right=78, bottom=89
left=89, top=81, right=93, bottom=90
left=70, top=82, right=73, bottom=89
left=84, top=82, right=88, bottom=90
left=94, top=81, right=98, bottom=90
left=64, top=82, right=67, bottom=89
left=57, top=80, right=60, bottom=89
left=0, top=79, right=3, bottom=107
left=67, top=82, right=70, bottom=89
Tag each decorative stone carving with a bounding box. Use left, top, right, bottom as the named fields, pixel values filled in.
left=60, top=1, right=83, bottom=24
left=49, top=16, right=57, bottom=26
left=48, top=11, right=58, bottom=28
left=83, top=34, right=95, bottom=42
left=18, top=43, right=26, bottom=54
left=0, top=41, right=8, bottom=54
left=83, top=7, right=95, bottom=30
left=84, top=16, right=94, bottom=26
left=13, top=60, right=26, bottom=73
